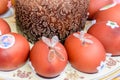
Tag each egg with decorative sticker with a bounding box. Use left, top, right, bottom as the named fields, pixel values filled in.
left=88, top=0, right=113, bottom=19
left=94, top=4, right=120, bottom=23
left=0, top=32, right=30, bottom=71
left=0, top=0, right=9, bottom=15
left=64, top=31, right=106, bottom=73
left=30, top=36, right=68, bottom=78
left=88, top=21, right=120, bottom=56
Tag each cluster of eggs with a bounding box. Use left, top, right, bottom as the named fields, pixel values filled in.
left=88, top=0, right=120, bottom=56
left=1, top=0, right=120, bottom=79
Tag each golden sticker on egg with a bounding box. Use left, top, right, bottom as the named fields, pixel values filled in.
left=0, top=34, right=15, bottom=49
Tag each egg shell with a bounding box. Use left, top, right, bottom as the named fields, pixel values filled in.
left=64, top=32, right=106, bottom=73
left=0, top=18, right=11, bottom=35
left=88, top=21, right=120, bottom=56
left=30, top=37, right=68, bottom=78
left=0, top=33, right=30, bottom=71
left=88, top=0, right=113, bottom=19
left=0, top=0, right=9, bottom=15
left=94, top=4, right=120, bottom=23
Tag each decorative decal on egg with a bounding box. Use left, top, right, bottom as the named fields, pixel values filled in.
left=42, top=36, right=59, bottom=48
left=106, top=21, right=119, bottom=29
left=73, top=31, right=94, bottom=44
left=42, top=36, right=65, bottom=62
left=100, top=3, right=116, bottom=11
left=0, top=34, right=15, bottom=49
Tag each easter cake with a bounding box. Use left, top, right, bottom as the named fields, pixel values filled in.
left=15, top=0, right=89, bottom=43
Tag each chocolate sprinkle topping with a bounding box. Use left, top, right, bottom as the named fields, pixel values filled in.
left=15, top=0, right=89, bottom=43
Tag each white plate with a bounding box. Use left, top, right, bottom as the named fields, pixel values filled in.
left=0, top=56, right=120, bottom=80
left=0, top=7, right=14, bottom=18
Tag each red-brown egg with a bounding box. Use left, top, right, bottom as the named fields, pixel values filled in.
left=0, top=0, right=9, bottom=15
left=0, top=32, right=30, bottom=71
left=88, top=0, right=113, bottom=19
left=0, top=18, right=11, bottom=35
left=94, top=4, right=120, bottom=23
left=30, top=36, right=68, bottom=78
left=88, top=21, right=120, bottom=56
left=64, top=31, right=106, bottom=73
